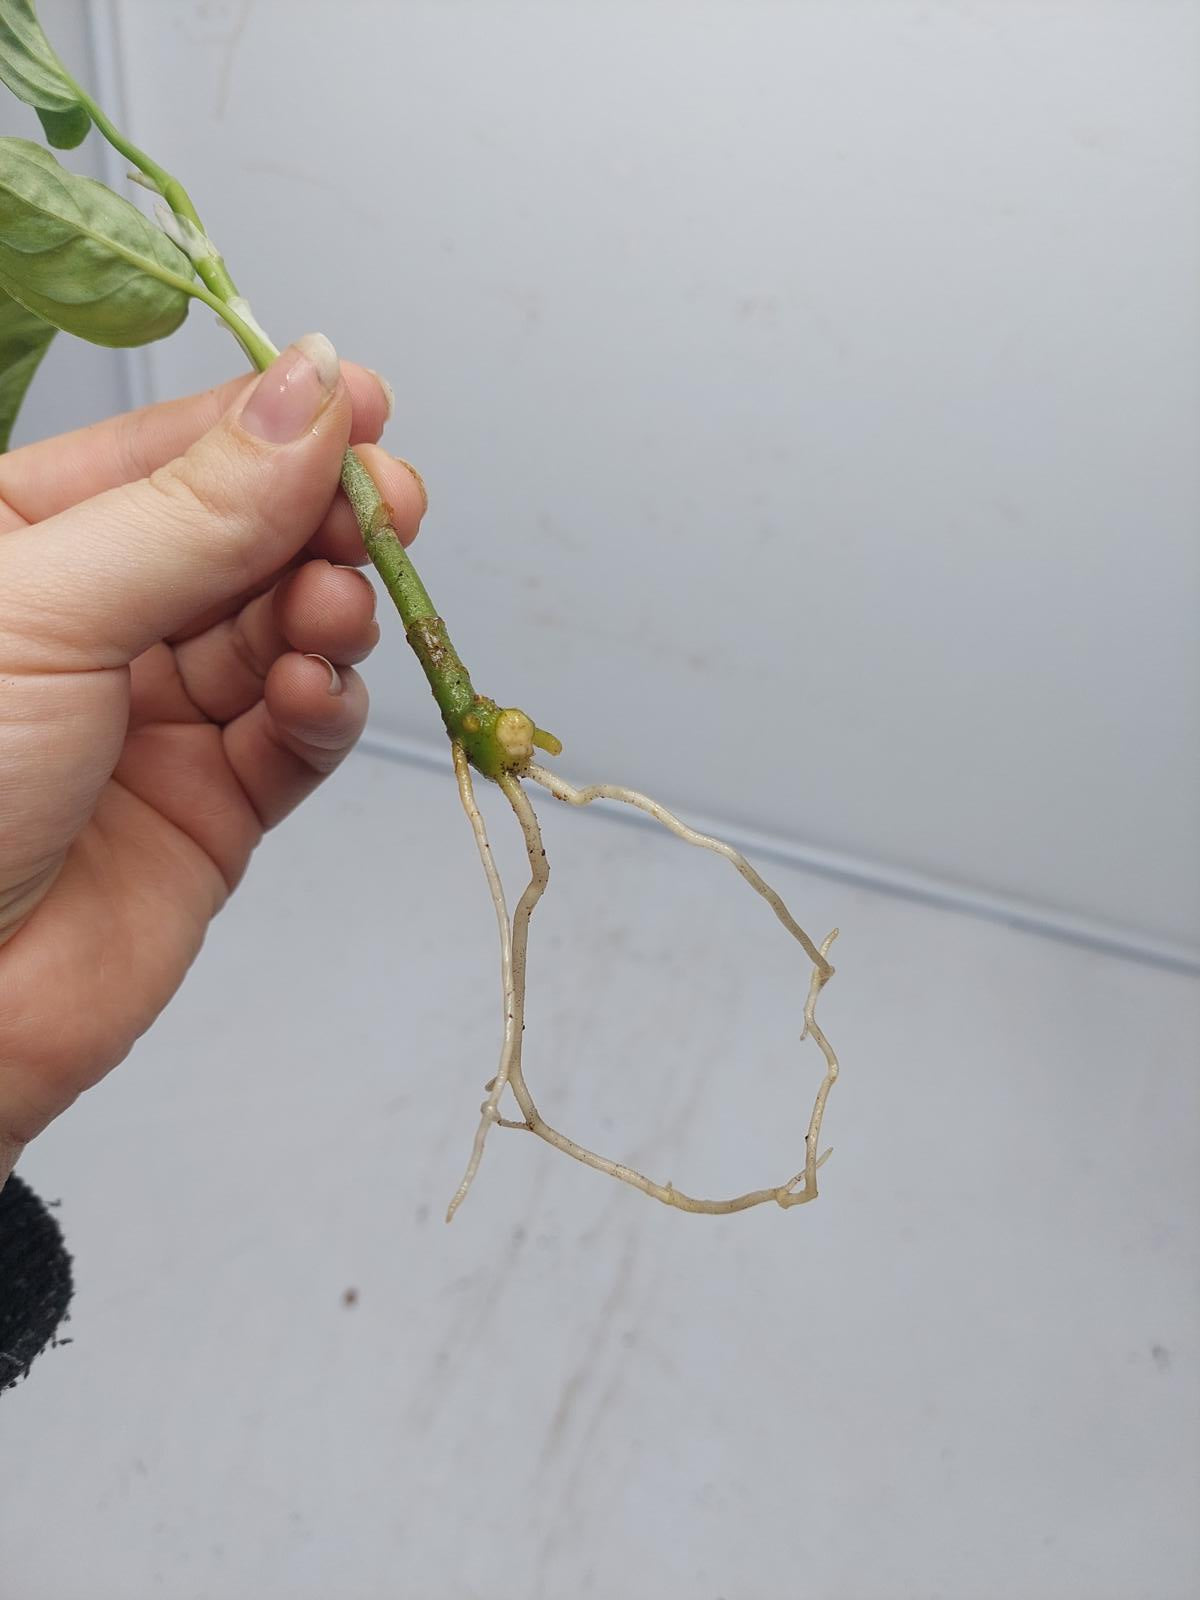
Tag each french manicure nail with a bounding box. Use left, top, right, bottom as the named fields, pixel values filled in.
left=241, top=333, right=340, bottom=443
left=395, top=456, right=428, bottom=516
left=303, top=653, right=343, bottom=695
left=369, top=368, right=395, bottom=421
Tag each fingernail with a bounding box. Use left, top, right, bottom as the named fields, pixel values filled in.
left=332, top=564, right=378, bottom=615
left=395, top=456, right=428, bottom=516
left=241, top=334, right=340, bottom=443
left=303, top=653, right=343, bottom=695
left=368, top=368, right=395, bottom=421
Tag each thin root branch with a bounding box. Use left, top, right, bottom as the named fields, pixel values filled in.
left=526, top=766, right=834, bottom=979
left=445, top=743, right=517, bottom=1221
left=446, top=751, right=842, bottom=1219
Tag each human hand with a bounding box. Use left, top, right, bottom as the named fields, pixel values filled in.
left=0, top=335, right=425, bottom=1184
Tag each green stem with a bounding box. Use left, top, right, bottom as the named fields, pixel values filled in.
left=341, top=448, right=537, bottom=776
left=71, top=83, right=240, bottom=310
left=76, top=82, right=560, bottom=776
left=340, top=448, right=436, bottom=626
left=71, top=79, right=279, bottom=369
left=184, top=278, right=278, bottom=370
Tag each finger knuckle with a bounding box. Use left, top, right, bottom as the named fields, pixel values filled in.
left=146, top=451, right=237, bottom=530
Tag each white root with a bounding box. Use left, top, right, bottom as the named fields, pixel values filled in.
left=444, top=744, right=518, bottom=1222
left=527, top=766, right=834, bottom=978
left=446, top=747, right=841, bottom=1219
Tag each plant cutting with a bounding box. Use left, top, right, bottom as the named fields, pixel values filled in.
left=0, top=0, right=841, bottom=1219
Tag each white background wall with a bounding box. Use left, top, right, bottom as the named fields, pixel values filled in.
left=67, top=0, right=1200, bottom=959
left=8, top=0, right=1197, bottom=957
left=4, top=754, right=1199, bottom=1600
left=1, top=5, right=1198, bottom=1598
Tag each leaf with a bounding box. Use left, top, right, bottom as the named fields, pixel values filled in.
left=0, top=283, right=53, bottom=449
left=0, top=295, right=54, bottom=452
left=0, top=0, right=91, bottom=148
left=33, top=104, right=90, bottom=150
left=0, top=138, right=193, bottom=347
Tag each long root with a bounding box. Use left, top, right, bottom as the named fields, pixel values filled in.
left=446, top=747, right=840, bottom=1220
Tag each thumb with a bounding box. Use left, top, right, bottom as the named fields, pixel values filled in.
left=0, top=334, right=352, bottom=672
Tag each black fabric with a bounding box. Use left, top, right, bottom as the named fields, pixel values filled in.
left=0, top=1173, right=73, bottom=1392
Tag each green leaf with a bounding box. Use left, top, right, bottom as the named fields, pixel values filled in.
left=0, top=138, right=193, bottom=347
left=0, top=0, right=91, bottom=148
left=0, top=282, right=53, bottom=449
left=33, top=103, right=91, bottom=149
